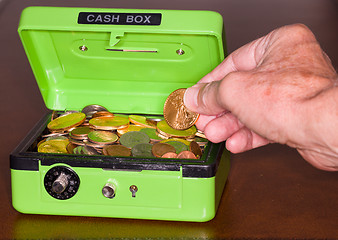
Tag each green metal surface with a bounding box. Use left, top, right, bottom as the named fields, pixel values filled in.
left=18, top=7, right=225, bottom=114
left=11, top=149, right=230, bottom=222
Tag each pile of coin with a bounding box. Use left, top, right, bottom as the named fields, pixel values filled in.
left=37, top=104, right=207, bottom=159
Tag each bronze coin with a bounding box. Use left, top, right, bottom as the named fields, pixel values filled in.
left=177, top=150, right=197, bottom=159
left=163, top=88, right=199, bottom=130
left=151, top=142, right=176, bottom=158
left=161, top=152, right=178, bottom=158
left=103, top=145, right=131, bottom=157
left=189, top=141, right=203, bottom=159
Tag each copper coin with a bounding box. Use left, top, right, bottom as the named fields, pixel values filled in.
left=103, top=145, right=131, bottom=157
left=70, top=126, right=92, bottom=138
left=151, top=142, right=176, bottom=158
left=177, top=150, right=197, bottom=159
left=161, top=152, right=178, bottom=158
left=189, top=141, right=203, bottom=159
left=66, top=143, right=76, bottom=154
left=92, top=111, right=114, bottom=118
left=69, top=138, right=86, bottom=146
left=163, top=88, right=199, bottom=130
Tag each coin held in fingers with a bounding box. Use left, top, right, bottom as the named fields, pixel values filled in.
left=163, top=88, right=199, bottom=130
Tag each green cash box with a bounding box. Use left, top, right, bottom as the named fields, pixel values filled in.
left=10, top=6, right=230, bottom=222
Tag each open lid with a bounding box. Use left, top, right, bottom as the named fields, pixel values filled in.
left=18, top=7, right=225, bottom=114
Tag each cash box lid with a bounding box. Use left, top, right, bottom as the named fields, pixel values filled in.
left=18, top=7, right=225, bottom=114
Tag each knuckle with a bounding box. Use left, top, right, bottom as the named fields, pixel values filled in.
left=284, top=23, right=316, bottom=42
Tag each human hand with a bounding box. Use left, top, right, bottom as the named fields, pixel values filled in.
left=184, top=24, right=338, bottom=171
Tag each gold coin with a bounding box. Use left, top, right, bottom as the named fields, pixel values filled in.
left=69, top=126, right=92, bottom=140
left=89, top=116, right=130, bottom=130
left=161, top=152, right=178, bottom=158
left=103, top=145, right=131, bottom=157
left=117, top=125, right=145, bottom=136
left=157, top=120, right=196, bottom=138
left=129, top=115, right=156, bottom=129
left=160, top=138, right=191, bottom=146
left=151, top=142, right=176, bottom=158
left=177, top=150, right=197, bottom=159
left=37, top=139, right=46, bottom=148
left=88, top=130, right=118, bottom=145
left=47, top=112, right=86, bottom=131
left=163, top=88, right=199, bottom=130
left=38, top=139, right=69, bottom=154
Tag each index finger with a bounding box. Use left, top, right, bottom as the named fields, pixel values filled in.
left=184, top=31, right=273, bottom=115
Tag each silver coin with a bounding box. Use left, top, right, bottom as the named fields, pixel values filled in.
left=82, top=146, right=100, bottom=155
left=41, top=132, right=69, bottom=138
left=59, top=110, right=79, bottom=118
left=146, top=117, right=164, bottom=122
left=45, top=136, right=68, bottom=142
left=81, top=105, right=108, bottom=117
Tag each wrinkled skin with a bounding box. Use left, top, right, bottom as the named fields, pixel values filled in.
left=184, top=24, right=338, bottom=171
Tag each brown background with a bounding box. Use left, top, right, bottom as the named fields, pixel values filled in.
left=1, top=0, right=338, bottom=239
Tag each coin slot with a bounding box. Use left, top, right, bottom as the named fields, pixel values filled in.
left=106, top=49, right=157, bottom=53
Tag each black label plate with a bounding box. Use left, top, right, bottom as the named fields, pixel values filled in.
left=78, top=12, right=162, bottom=25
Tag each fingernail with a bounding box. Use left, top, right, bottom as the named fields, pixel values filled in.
left=184, top=86, right=200, bottom=112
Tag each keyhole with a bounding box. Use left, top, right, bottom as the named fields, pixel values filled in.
left=129, top=185, right=138, bottom=197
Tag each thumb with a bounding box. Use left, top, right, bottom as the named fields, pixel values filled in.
left=184, top=81, right=226, bottom=116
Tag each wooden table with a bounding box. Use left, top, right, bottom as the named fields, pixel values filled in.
left=1, top=0, right=337, bottom=238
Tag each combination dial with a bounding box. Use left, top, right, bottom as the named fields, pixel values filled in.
left=44, top=166, right=80, bottom=200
